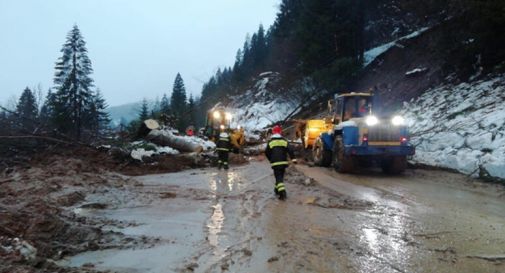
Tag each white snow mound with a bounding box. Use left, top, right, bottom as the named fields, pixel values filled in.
left=401, top=75, right=505, bottom=180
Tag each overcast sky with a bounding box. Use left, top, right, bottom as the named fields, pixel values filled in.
left=0, top=0, right=280, bottom=107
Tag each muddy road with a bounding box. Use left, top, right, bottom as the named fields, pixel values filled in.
left=59, top=159, right=505, bottom=273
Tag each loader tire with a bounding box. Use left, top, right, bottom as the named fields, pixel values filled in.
left=381, top=156, right=407, bottom=174
left=313, top=138, right=332, bottom=167
left=333, top=138, right=355, bottom=173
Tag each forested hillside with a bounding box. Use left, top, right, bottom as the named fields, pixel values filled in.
left=198, top=0, right=505, bottom=120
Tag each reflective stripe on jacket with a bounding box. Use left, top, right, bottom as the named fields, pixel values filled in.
left=216, top=136, right=232, bottom=152
left=265, top=136, right=294, bottom=167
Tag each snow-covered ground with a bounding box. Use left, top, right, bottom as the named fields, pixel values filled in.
left=364, top=27, right=429, bottom=66
left=227, top=73, right=300, bottom=133
left=401, top=75, right=505, bottom=180
left=130, top=141, right=180, bottom=161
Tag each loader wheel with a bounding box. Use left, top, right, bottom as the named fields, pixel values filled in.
left=332, top=138, right=355, bottom=173
left=381, top=156, right=407, bottom=174
left=313, top=138, right=332, bottom=167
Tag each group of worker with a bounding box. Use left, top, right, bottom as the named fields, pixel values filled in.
left=215, top=124, right=296, bottom=201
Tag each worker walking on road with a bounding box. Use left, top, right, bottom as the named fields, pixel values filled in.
left=265, top=125, right=297, bottom=200
left=216, top=131, right=232, bottom=170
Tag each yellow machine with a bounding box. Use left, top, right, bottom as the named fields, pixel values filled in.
left=303, top=119, right=334, bottom=149
left=205, top=108, right=245, bottom=149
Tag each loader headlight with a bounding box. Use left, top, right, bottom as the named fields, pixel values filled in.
left=225, top=112, right=232, bottom=120
left=365, top=115, right=379, bottom=126
left=391, top=115, right=405, bottom=126
left=213, top=111, right=221, bottom=119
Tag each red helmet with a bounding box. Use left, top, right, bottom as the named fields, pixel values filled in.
left=272, top=125, right=282, bottom=135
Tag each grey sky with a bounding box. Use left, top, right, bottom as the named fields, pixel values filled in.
left=0, top=0, right=280, bottom=107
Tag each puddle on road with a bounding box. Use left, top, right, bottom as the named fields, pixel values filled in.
left=60, top=162, right=276, bottom=273
left=59, top=201, right=208, bottom=272
left=58, top=161, right=505, bottom=273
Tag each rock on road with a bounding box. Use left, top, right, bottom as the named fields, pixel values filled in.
left=62, top=159, right=505, bottom=273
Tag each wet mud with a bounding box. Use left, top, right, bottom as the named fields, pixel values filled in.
left=3, top=155, right=505, bottom=273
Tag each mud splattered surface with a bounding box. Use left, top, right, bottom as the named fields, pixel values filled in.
left=45, top=158, right=505, bottom=273
left=2, top=152, right=505, bottom=273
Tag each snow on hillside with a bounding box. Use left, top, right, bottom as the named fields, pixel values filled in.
left=364, top=27, right=429, bottom=66
left=227, top=73, right=300, bottom=132
left=401, top=75, right=505, bottom=180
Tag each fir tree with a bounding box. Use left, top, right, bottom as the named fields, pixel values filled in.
left=51, top=25, right=95, bottom=140
left=15, top=87, right=38, bottom=131
left=87, top=88, right=110, bottom=136
left=39, top=90, right=55, bottom=127
left=138, top=98, right=149, bottom=122
left=188, top=94, right=196, bottom=126
left=170, top=73, right=188, bottom=131
left=160, top=94, right=170, bottom=115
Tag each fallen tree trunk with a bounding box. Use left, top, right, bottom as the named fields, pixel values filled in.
left=146, top=129, right=204, bottom=153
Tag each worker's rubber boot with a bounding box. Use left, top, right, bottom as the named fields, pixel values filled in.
left=278, top=190, right=287, bottom=200
left=218, top=162, right=222, bottom=170
left=275, top=182, right=286, bottom=200
left=224, top=164, right=229, bottom=170
left=274, top=188, right=279, bottom=196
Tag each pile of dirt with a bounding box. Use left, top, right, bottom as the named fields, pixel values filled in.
left=0, top=152, right=142, bottom=273
left=24, top=146, right=209, bottom=176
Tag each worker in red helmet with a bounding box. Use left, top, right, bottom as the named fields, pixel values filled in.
left=265, top=125, right=297, bottom=200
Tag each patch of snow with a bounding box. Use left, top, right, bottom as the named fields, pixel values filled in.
left=148, top=129, right=216, bottom=152
left=259, top=71, right=275, bottom=77
left=364, top=27, right=430, bottom=66
left=405, top=67, right=428, bottom=76
left=130, top=145, right=180, bottom=161
left=177, top=135, right=216, bottom=151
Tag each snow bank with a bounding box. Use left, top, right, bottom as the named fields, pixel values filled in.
left=364, top=27, right=430, bottom=66
left=401, top=75, right=505, bottom=180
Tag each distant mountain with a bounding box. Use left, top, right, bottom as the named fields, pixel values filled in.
left=107, top=99, right=156, bottom=126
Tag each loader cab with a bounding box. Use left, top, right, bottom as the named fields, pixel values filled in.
left=205, top=108, right=232, bottom=140
left=333, top=93, right=373, bottom=123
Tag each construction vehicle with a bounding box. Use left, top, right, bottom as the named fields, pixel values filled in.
left=204, top=108, right=245, bottom=150
left=311, top=92, right=415, bottom=174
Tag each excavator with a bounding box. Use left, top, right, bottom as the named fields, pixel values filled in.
left=204, top=108, right=245, bottom=150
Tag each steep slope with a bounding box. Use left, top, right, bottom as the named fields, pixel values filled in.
left=363, top=0, right=459, bottom=49
left=352, top=20, right=455, bottom=113
left=225, top=72, right=309, bottom=132
left=401, top=75, right=505, bottom=180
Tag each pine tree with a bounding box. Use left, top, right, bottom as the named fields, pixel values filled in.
left=51, top=25, right=95, bottom=140
left=160, top=94, right=170, bottom=115
left=138, top=98, right=149, bottom=122
left=87, top=88, right=110, bottom=136
left=39, top=90, right=55, bottom=128
left=188, top=94, right=196, bottom=126
left=170, top=73, right=188, bottom=131
left=15, top=87, right=38, bottom=131
left=255, top=24, right=268, bottom=71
